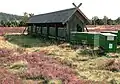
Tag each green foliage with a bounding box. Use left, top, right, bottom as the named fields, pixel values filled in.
left=92, top=16, right=99, bottom=25
left=115, top=17, right=120, bottom=24
left=91, top=16, right=120, bottom=25
left=0, top=12, right=34, bottom=27
left=103, top=16, right=108, bottom=25
left=95, top=19, right=104, bottom=25
left=107, top=19, right=113, bottom=25
left=0, top=12, right=22, bottom=27
left=0, top=12, right=22, bottom=21
left=20, top=12, right=34, bottom=26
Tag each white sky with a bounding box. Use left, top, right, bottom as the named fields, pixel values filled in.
left=0, top=0, right=120, bottom=19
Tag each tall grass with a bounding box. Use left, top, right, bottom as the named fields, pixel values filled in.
left=4, top=34, right=57, bottom=48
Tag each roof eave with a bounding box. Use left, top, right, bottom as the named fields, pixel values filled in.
left=62, top=9, right=77, bottom=25
left=62, top=8, right=90, bottom=24
left=76, top=9, right=90, bottom=24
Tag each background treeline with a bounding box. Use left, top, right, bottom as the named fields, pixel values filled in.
left=0, top=12, right=33, bottom=27
left=90, top=16, right=120, bottom=25
left=0, top=12, right=120, bottom=27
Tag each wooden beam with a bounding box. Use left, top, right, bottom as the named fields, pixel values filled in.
left=72, top=3, right=90, bottom=24
left=66, top=22, right=70, bottom=42
left=47, top=26, right=49, bottom=38
left=55, top=24, right=58, bottom=40
left=85, top=25, right=89, bottom=32
left=72, top=3, right=82, bottom=8
left=72, top=3, right=77, bottom=8
left=31, top=25, right=33, bottom=34
left=35, top=26, right=37, bottom=34
left=41, top=26, right=42, bottom=35
left=23, top=27, right=27, bottom=34
left=77, top=3, right=82, bottom=8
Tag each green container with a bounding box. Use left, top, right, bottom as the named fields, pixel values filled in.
left=86, top=32, right=100, bottom=47
left=70, top=32, right=100, bottom=47
left=117, top=30, right=120, bottom=44
left=70, top=32, right=117, bottom=53
left=70, top=32, right=87, bottom=44
left=100, top=33, right=117, bottom=52
left=101, top=31, right=120, bottom=44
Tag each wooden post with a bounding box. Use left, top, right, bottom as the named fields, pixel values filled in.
left=55, top=24, right=58, bottom=40
left=66, top=22, right=70, bottom=42
left=35, top=25, right=37, bottom=34
left=41, top=26, right=42, bottom=35
left=85, top=25, right=89, bottom=32
left=47, top=25, right=49, bottom=39
left=31, top=25, right=33, bottom=34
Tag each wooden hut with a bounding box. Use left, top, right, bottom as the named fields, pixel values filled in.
left=27, top=3, right=90, bottom=41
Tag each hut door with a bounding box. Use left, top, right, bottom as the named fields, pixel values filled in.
left=76, top=24, right=82, bottom=32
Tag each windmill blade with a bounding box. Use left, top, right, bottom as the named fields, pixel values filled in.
left=72, top=3, right=77, bottom=8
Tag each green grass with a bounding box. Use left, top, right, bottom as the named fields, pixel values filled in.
left=116, top=47, right=120, bottom=53
left=4, top=34, right=57, bottom=48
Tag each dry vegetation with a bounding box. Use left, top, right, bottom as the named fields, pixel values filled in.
left=0, top=32, right=120, bottom=84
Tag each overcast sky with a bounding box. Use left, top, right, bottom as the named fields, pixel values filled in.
left=0, top=0, right=120, bottom=19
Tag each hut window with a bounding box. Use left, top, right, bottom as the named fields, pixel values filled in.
left=76, top=24, right=82, bottom=32
left=28, top=26, right=31, bottom=32
left=58, top=27, right=65, bottom=38
left=33, top=25, right=36, bottom=33
left=37, top=26, right=41, bottom=33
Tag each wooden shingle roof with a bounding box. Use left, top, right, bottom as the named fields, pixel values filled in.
left=27, top=7, right=89, bottom=24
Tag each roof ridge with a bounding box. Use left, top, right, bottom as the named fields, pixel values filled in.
left=32, top=8, right=76, bottom=17
left=27, top=7, right=89, bottom=24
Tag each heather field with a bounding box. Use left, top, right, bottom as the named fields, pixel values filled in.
left=0, top=27, right=120, bottom=84
left=0, top=27, right=25, bottom=35
left=87, top=25, right=120, bottom=32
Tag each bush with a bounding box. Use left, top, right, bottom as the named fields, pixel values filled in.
left=77, top=49, right=99, bottom=58
left=0, top=48, right=104, bottom=84
left=98, top=59, right=120, bottom=72
left=10, top=60, right=28, bottom=70
left=0, top=68, right=22, bottom=84
left=0, top=48, right=12, bottom=57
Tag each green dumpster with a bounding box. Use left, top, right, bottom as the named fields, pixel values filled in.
left=100, top=33, right=117, bottom=52
left=70, top=32, right=87, bottom=44
left=117, top=30, right=120, bottom=44
left=70, top=32, right=117, bottom=53
left=86, top=32, right=100, bottom=47
left=70, top=32, right=100, bottom=47
left=101, top=31, right=120, bottom=44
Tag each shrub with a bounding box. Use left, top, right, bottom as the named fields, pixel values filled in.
left=10, top=60, right=28, bottom=70
left=0, top=49, right=104, bottom=84
left=0, top=48, right=12, bottom=57
left=98, top=59, right=120, bottom=72
left=77, top=49, right=99, bottom=58
left=0, top=68, right=22, bottom=84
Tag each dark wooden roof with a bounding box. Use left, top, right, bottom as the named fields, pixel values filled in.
left=27, top=8, right=89, bottom=24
